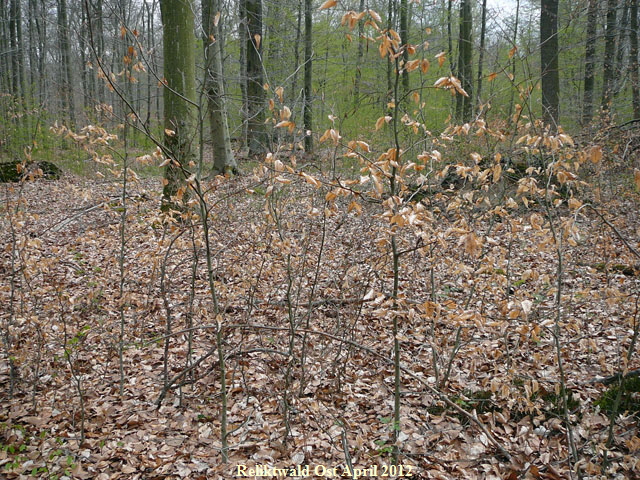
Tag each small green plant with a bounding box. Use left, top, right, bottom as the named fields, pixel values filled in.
left=542, top=389, right=580, bottom=417
left=374, top=439, right=394, bottom=456
left=596, top=377, right=640, bottom=415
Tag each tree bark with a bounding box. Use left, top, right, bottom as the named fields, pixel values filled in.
left=447, top=0, right=454, bottom=74
left=92, top=0, right=105, bottom=104
left=630, top=0, right=640, bottom=118
left=160, top=0, right=197, bottom=210
left=202, top=0, right=237, bottom=173
left=540, top=0, right=559, bottom=129
left=80, top=5, right=91, bottom=111
left=15, top=0, right=26, bottom=98
left=399, top=0, right=409, bottom=94
left=9, top=0, right=23, bottom=99
left=455, top=0, right=472, bottom=123
left=353, top=0, right=366, bottom=107
left=245, top=0, right=267, bottom=154
left=614, top=0, right=629, bottom=95
left=238, top=0, right=248, bottom=148
left=291, top=0, right=302, bottom=103
left=582, top=0, right=598, bottom=125
left=1, top=2, right=12, bottom=93
left=386, top=0, right=394, bottom=107
left=0, top=2, right=8, bottom=93
left=57, top=0, right=76, bottom=126
left=601, top=0, right=618, bottom=113
left=36, top=0, right=48, bottom=103
left=28, top=0, right=40, bottom=96
left=303, top=0, right=313, bottom=153
left=475, top=0, right=488, bottom=113
left=507, top=0, right=521, bottom=122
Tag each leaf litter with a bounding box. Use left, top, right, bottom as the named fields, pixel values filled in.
left=0, top=168, right=639, bottom=479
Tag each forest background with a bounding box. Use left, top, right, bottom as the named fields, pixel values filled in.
left=1, top=0, right=640, bottom=478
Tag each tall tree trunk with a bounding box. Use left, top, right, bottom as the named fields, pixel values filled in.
left=264, top=1, right=282, bottom=80
left=58, top=0, right=76, bottom=126
left=239, top=0, right=248, bottom=148
left=353, top=0, right=365, bottom=107
left=303, top=0, right=313, bottom=153
left=142, top=0, right=160, bottom=126
left=475, top=0, right=487, bottom=113
left=160, top=0, right=197, bottom=210
left=0, top=1, right=11, bottom=93
left=89, top=0, right=105, bottom=104
left=386, top=0, right=395, bottom=107
left=614, top=0, right=629, bottom=95
left=399, top=0, right=409, bottom=94
left=37, top=0, right=47, bottom=104
left=15, top=0, right=26, bottom=99
left=455, top=0, right=472, bottom=123
left=291, top=0, right=302, bottom=104
left=203, top=0, right=237, bottom=173
left=144, top=0, right=152, bottom=125
left=80, top=6, right=91, bottom=111
left=447, top=0, right=454, bottom=74
left=540, top=0, right=559, bottom=129
left=631, top=0, right=640, bottom=118
left=601, top=0, right=618, bottom=113
left=245, top=0, right=267, bottom=154
left=507, top=0, right=521, bottom=122
left=28, top=0, right=40, bottom=96
left=582, top=0, right=598, bottom=124
left=9, top=0, right=22, bottom=99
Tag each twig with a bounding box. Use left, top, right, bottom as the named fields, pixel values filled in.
left=589, top=369, right=640, bottom=386
left=341, top=429, right=354, bottom=475
left=583, top=205, right=640, bottom=259
left=149, top=322, right=512, bottom=460
left=156, top=345, right=218, bottom=408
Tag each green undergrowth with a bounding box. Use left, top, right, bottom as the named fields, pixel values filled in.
left=596, top=377, right=640, bottom=416
left=428, top=383, right=582, bottom=426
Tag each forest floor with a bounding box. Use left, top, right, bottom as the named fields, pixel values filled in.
left=0, top=155, right=639, bottom=479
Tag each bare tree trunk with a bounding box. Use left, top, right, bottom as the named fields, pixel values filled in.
left=92, top=0, right=105, bottom=103
left=9, top=0, right=23, bottom=98
left=290, top=0, right=302, bottom=103
left=540, top=0, right=559, bottom=129
left=160, top=0, right=197, bottom=210
left=475, top=0, right=487, bottom=114
left=386, top=0, right=394, bottom=107
left=28, top=0, right=40, bottom=96
left=239, top=0, right=249, bottom=148
left=15, top=0, right=26, bottom=98
left=507, top=0, right=520, bottom=122
left=447, top=0, right=454, bottom=74
left=245, top=0, right=267, bottom=154
left=601, top=0, right=618, bottom=113
left=303, top=0, right=313, bottom=153
left=353, top=0, right=365, bottom=107
left=142, top=0, right=160, bottom=126
left=582, top=0, right=598, bottom=124
left=143, top=0, right=153, bottom=126
left=58, top=0, right=76, bottom=126
left=80, top=6, right=91, bottom=112
left=399, top=0, right=409, bottom=94
left=631, top=0, right=640, bottom=118
left=37, top=0, right=48, bottom=104
left=264, top=1, right=282, bottom=79
left=0, top=2, right=7, bottom=92
left=614, top=0, right=629, bottom=95
left=203, top=0, right=237, bottom=173
left=455, top=0, right=472, bottom=123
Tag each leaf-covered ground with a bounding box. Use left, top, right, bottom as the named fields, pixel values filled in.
left=1, top=164, right=639, bottom=479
